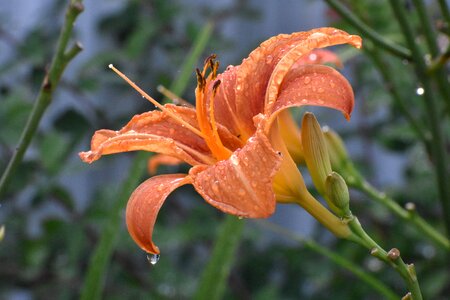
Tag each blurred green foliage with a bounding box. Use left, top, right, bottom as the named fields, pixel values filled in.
left=0, top=0, right=449, bottom=299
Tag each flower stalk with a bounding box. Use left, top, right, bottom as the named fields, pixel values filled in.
left=324, top=128, right=450, bottom=251
left=0, top=0, right=84, bottom=198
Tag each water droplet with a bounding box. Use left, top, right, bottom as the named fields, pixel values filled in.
left=147, top=253, right=160, bottom=265
left=212, top=181, right=220, bottom=194
left=301, top=99, right=308, bottom=103
left=238, top=188, right=246, bottom=196
left=265, top=55, right=273, bottom=64
left=230, top=155, right=239, bottom=166
left=303, top=76, right=311, bottom=84
left=330, top=82, right=336, bottom=88
left=317, top=87, right=324, bottom=93
left=236, top=84, right=242, bottom=91
left=308, top=53, right=317, bottom=61
left=157, top=184, right=165, bottom=192
left=416, top=87, right=425, bottom=95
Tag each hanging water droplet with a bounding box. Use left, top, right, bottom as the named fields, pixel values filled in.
left=416, top=87, right=425, bottom=95
left=147, top=253, right=160, bottom=265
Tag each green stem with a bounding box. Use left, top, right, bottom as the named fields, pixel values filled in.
left=357, top=179, right=450, bottom=251
left=347, top=217, right=423, bottom=299
left=388, top=0, right=450, bottom=238
left=80, top=152, right=148, bottom=300
left=256, top=220, right=399, bottom=300
left=323, top=0, right=412, bottom=60
left=0, top=1, right=84, bottom=199
left=363, top=43, right=430, bottom=145
left=437, top=0, right=450, bottom=26
left=194, top=216, right=245, bottom=300
left=168, top=21, right=214, bottom=98
left=411, top=0, right=450, bottom=111
left=80, top=21, right=214, bottom=299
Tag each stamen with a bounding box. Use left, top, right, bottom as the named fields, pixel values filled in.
left=108, top=64, right=206, bottom=139
left=156, top=85, right=193, bottom=107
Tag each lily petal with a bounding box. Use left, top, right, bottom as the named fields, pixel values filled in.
left=126, top=174, right=190, bottom=254
left=268, top=64, right=355, bottom=128
left=189, top=129, right=282, bottom=218
left=148, top=154, right=183, bottom=174
left=79, top=105, right=220, bottom=166
left=295, top=49, right=342, bottom=68
left=265, top=28, right=361, bottom=115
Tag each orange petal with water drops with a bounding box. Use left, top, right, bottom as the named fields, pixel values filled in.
left=79, top=105, right=215, bottom=166
left=126, top=174, right=191, bottom=254
left=294, top=49, right=343, bottom=68
left=148, top=154, right=183, bottom=174
left=266, top=64, right=354, bottom=131
left=233, top=28, right=360, bottom=135
left=189, top=129, right=282, bottom=218
left=264, top=27, right=361, bottom=114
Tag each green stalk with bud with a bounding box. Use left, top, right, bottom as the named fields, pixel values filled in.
left=301, top=112, right=423, bottom=299
left=322, top=127, right=450, bottom=251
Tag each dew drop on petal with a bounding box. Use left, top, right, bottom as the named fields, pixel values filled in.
left=238, top=188, right=246, bottom=196
left=317, top=87, right=324, bottom=93
left=265, top=55, right=273, bottom=64
left=147, top=253, right=160, bottom=265
left=303, top=76, right=311, bottom=84
left=308, top=53, right=317, bottom=61
left=236, top=84, right=242, bottom=91
left=230, top=155, right=239, bottom=166
left=212, top=181, right=220, bottom=194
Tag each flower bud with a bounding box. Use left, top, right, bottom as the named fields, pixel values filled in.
left=325, top=172, right=351, bottom=217
left=301, top=112, right=332, bottom=197
left=322, top=127, right=349, bottom=171
left=0, top=225, right=4, bottom=242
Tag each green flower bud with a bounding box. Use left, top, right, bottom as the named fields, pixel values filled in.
left=301, top=112, right=332, bottom=196
left=322, top=127, right=349, bottom=171
left=325, top=172, right=351, bottom=217
left=0, top=225, right=4, bottom=242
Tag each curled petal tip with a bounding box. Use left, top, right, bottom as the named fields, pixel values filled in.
left=79, top=151, right=96, bottom=163
left=348, top=35, right=363, bottom=49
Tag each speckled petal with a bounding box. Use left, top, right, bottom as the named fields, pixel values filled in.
left=79, top=104, right=215, bottom=166
left=231, top=28, right=360, bottom=135
left=148, top=154, right=183, bottom=174
left=264, top=28, right=361, bottom=114
left=267, top=64, right=355, bottom=128
left=294, top=49, right=342, bottom=68
left=189, top=129, right=282, bottom=218
left=126, top=174, right=190, bottom=254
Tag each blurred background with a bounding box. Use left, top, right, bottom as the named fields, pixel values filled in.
left=1, top=0, right=449, bottom=299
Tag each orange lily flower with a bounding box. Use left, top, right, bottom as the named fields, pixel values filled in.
left=79, top=27, right=361, bottom=255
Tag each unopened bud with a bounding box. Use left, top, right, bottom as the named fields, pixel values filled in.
left=301, top=112, right=332, bottom=197
left=325, top=172, right=351, bottom=217
left=322, top=127, right=349, bottom=171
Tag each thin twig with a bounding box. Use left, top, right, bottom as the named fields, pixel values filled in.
left=255, top=220, right=400, bottom=300
left=0, top=1, right=84, bottom=198
left=388, top=0, right=450, bottom=238
left=323, top=0, right=412, bottom=60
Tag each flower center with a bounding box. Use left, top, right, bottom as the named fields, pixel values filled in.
left=108, top=61, right=232, bottom=162
left=195, top=55, right=232, bottom=161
